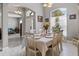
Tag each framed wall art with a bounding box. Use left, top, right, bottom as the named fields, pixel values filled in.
left=38, top=16, right=43, bottom=22
left=69, top=14, right=76, bottom=19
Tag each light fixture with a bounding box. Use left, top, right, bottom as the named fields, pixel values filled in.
left=43, top=3, right=52, bottom=7
left=31, top=12, right=34, bottom=16
left=20, top=20, right=22, bottom=24
left=43, top=3, right=48, bottom=7
left=48, top=3, right=52, bottom=7
left=26, top=10, right=34, bottom=16
left=14, top=11, right=22, bottom=14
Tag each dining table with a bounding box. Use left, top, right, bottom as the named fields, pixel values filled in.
left=34, top=35, right=53, bottom=56
left=23, top=32, right=63, bottom=56
left=22, top=33, right=53, bottom=56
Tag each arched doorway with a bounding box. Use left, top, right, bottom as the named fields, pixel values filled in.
left=7, top=4, right=36, bottom=47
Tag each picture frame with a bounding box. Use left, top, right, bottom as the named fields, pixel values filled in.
left=45, top=18, right=49, bottom=22
left=69, top=14, right=76, bottom=19
left=38, top=16, right=43, bottom=22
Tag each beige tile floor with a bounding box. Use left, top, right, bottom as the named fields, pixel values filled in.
left=60, top=42, right=77, bottom=56
left=0, top=38, right=78, bottom=56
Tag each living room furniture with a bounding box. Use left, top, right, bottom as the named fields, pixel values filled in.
left=8, top=27, right=20, bottom=35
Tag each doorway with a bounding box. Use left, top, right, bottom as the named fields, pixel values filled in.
left=7, top=4, right=36, bottom=47
left=50, top=8, right=67, bottom=39
left=20, top=20, right=22, bottom=36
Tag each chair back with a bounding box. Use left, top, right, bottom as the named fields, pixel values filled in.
left=25, top=32, right=34, bottom=38
left=57, top=32, right=63, bottom=43
left=52, top=32, right=62, bottom=47
left=27, top=38, right=36, bottom=50
left=25, top=32, right=36, bottom=50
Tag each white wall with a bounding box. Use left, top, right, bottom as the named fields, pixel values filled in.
left=21, top=3, right=44, bottom=33
left=25, top=17, right=32, bottom=32
left=43, top=3, right=79, bottom=40
left=8, top=17, right=18, bottom=29
left=0, top=16, right=2, bottom=28
left=8, top=3, right=44, bottom=33
left=0, top=13, right=21, bottom=28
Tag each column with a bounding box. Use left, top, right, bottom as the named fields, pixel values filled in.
left=22, top=8, right=26, bottom=35
left=2, top=3, right=8, bottom=48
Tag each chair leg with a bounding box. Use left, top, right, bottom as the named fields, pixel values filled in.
left=57, top=45, right=60, bottom=56
left=34, top=52, right=37, bottom=56
left=26, top=47, right=27, bottom=56
left=52, top=47, right=55, bottom=56
left=60, top=42, right=63, bottom=52
left=52, top=48, right=54, bottom=56
left=42, top=51, right=46, bottom=56
left=54, top=46, right=59, bottom=56
left=26, top=48, right=30, bottom=56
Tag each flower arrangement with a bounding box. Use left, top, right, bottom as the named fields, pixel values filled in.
left=43, top=22, right=49, bottom=34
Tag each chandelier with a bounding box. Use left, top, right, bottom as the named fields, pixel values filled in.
left=43, top=3, right=52, bottom=7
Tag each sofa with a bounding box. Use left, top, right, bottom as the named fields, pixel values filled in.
left=8, top=27, right=20, bottom=35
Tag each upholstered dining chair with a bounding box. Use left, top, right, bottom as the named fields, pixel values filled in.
left=58, top=32, right=63, bottom=52
left=54, top=32, right=63, bottom=55
left=26, top=32, right=41, bottom=56
left=52, top=33, right=60, bottom=56
left=48, top=32, right=62, bottom=56
left=27, top=39, right=40, bottom=56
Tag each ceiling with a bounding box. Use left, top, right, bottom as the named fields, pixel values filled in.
left=7, top=4, right=35, bottom=17
left=0, top=3, right=35, bottom=18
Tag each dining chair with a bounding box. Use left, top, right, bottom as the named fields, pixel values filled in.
left=48, top=32, right=62, bottom=56
left=26, top=32, right=40, bottom=56
left=34, top=33, right=41, bottom=39
left=58, top=32, right=63, bottom=52
left=52, top=33, right=60, bottom=56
